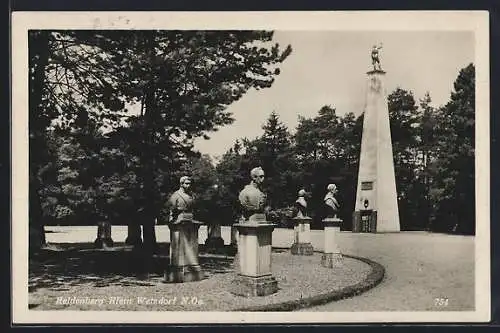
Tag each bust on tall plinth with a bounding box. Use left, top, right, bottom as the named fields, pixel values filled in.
left=229, top=167, right=278, bottom=297
left=322, top=184, right=343, bottom=268
left=290, top=189, right=314, bottom=255
left=164, top=176, right=204, bottom=283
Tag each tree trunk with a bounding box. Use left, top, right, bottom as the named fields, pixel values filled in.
left=142, top=215, right=157, bottom=254
left=141, top=103, right=159, bottom=254
left=140, top=34, right=159, bottom=255
left=29, top=180, right=46, bottom=251
left=28, top=31, right=50, bottom=251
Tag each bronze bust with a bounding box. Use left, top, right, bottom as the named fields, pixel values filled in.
left=324, top=183, right=340, bottom=218
left=238, top=167, right=267, bottom=221
left=294, top=189, right=308, bottom=218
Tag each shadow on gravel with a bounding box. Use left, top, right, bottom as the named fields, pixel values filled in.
left=29, top=243, right=236, bottom=292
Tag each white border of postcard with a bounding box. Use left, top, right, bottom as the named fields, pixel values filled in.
left=11, top=11, right=490, bottom=324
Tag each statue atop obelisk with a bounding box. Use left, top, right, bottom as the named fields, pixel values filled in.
left=353, top=45, right=400, bottom=233
left=371, top=44, right=383, bottom=71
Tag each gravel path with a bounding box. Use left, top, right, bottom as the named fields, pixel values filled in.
left=29, top=250, right=371, bottom=311
left=42, top=226, right=475, bottom=311
left=300, top=232, right=475, bottom=311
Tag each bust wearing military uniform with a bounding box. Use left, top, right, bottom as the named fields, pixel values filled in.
left=290, top=188, right=314, bottom=256
left=294, top=189, right=308, bottom=218
left=238, top=167, right=268, bottom=222
left=324, top=183, right=340, bottom=218
left=231, top=166, right=278, bottom=296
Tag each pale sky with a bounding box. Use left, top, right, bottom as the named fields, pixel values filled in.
left=193, top=31, right=474, bottom=161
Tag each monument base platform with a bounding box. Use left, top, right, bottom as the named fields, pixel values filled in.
left=290, top=242, right=314, bottom=255
left=95, top=221, right=113, bottom=248
left=321, top=253, right=343, bottom=268
left=124, top=236, right=142, bottom=246
left=204, top=236, right=225, bottom=250
left=94, top=238, right=114, bottom=249
left=230, top=274, right=278, bottom=297
left=164, top=264, right=204, bottom=283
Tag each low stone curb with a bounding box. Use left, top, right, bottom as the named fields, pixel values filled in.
left=233, top=253, right=385, bottom=312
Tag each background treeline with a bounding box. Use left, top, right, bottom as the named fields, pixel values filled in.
left=215, top=62, right=475, bottom=235
left=29, top=30, right=475, bottom=253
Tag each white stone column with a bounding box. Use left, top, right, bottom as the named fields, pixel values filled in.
left=321, top=217, right=343, bottom=267
left=290, top=216, right=314, bottom=255
left=230, top=214, right=278, bottom=297
left=230, top=222, right=240, bottom=246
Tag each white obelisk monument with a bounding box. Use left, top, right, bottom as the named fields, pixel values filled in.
left=353, top=45, right=400, bottom=233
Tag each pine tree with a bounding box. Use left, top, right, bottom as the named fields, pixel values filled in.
left=387, top=88, right=420, bottom=230
left=293, top=106, right=362, bottom=228
left=417, top=92, right=437, bottom=230
left=29, top=30, right=292, bottom=250
left=428, top=64, right=475, bottom=234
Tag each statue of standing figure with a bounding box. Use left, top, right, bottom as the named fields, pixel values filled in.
left=164, top=175, right=204, bottom=283
left=168, top=176, right=194, bottom=224
left=371, top=44, right=383, bottom=71
left=324, top=183, right=340, bottom=218
left=238, top=167, right=268, bottom=222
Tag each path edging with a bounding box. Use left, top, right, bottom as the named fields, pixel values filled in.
left=232, top=254, right=385, bottom=312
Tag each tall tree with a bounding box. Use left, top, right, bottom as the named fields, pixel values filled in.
left=29, top=30, right=292, bottom=250
left=417, top=92, right=438, bottom=230
left=428, top=64, right=475, bottom=234
left=214, top=112, right=298, bottom=226
left=293, top=106, right=363, bottom=228
left=215, top=143, right=247, bottom=225
left=105, top=31, right=292, bottom=251
left=387, top=88, right=420, bottom=230
left=176, top=154, right=219, bottom=224
left=29, top=31, right=130, bottom=248
left=253, top=112, right=297, bottom=207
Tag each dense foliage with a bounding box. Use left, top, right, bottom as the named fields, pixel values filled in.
left=29, top=29, right=475, bottom=249
left=29, top=30, right=292, bottom=249
left=215, top=65, right=476, bottom=234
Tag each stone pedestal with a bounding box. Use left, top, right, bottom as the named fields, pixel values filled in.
left=290, top=216, right=314, bottom=255
left=205, top=223, right=225, bottom=250
left=125, top=221, right=142, bottom=246
left=94, top=221, right=113, bottom=248
left=229, top=222, right=240, bottom=257
left=164, top=214, right=204, bottom=283
left=321, top=217, right=343, bottom=268
left=230, top=214, right=278, bottom=297
left=230, top=222, right=240, bottom=247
